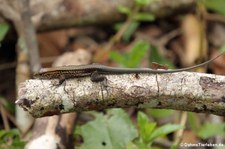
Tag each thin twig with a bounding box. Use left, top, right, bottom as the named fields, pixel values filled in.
left=0, top=104, right=10, bottom=130
left=174, top=112, right=187, bottom=146
left=19, top=0, right=40, bottom=72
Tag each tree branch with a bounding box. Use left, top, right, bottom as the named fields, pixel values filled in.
left=16, top=72, right=225, bottom=117
left=0, top=0, right=195, bottom=32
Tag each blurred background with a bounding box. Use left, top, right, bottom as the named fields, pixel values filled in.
left=0, top=0, right=225, bottom=148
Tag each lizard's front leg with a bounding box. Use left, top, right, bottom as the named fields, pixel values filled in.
left=90, top=71, right=106, bottom=82
left=90, top=71, right=108, bottom=100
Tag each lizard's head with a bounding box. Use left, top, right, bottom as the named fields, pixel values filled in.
left=33, top=68, right=49, bottom=79
left=33, top=72, right=43, bottom=79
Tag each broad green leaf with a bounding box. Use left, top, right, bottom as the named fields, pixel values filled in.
left=202, top=0, right=225, bottom=16
left=122, top=21, right=139, bottom=42
left=147, top=109, right=174, bottom=118
left=0, top=23, right=9, bottom=42
left=128, top=41, right=150, bottom=67
left=137, top=112, right=156, bottom=142
left=142, top=123, right=156, bottom=141
left=117, top=5, right=131, bottom=15
left=109, top=41, right=149, bottom=67
left=80, top=109, right=138, bottom=149
left=106, top=109, right=138, bottom=148
left=134, top=13, right=155, bottom=21
left=137, top=111, right=150, bottom=126
left=147, top=124, right=182, bottom=142
left=109, top=51, right=126, bottom=65
left=197, top=123, right=225, bottom=139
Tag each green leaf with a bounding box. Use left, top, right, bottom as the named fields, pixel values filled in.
left=134, top=13, right=155, bottom=21
left=109, top=51, right=127, bottom=65
left=136, top=143, right=149, bottom=149
left=135, top=0, right=153, bottom=6
left=122, top=21, right=139, bottom=42
left=0, top=23, right=9, bottom=42
left=197, top=123, right=225, bottom=139
left=137, top=112, right=156, bottom=142
left=114, top=22, right=123, bottom=31
left=171, top=143, right=179, bottom=149
left=0, top=129, right=25, bottom=149
left=128, top=41, right=150, bottom=67
left=0, top=129, right=19, bottom=139
left=109, top=41, right=149, bottom=67
left=80, top=109, right=138, bottom=149
left=202, top=0, right=225, bottom=16
left=147, top=109, right=174, bottom=118
left=187, top=112, right=200, bottom=132
left=126, top=141, right=138, bottom=149
left=137, top=111, right=150, bottom=126
left=147, top=124, right=182, bottom=142
left=150, top=46, right=175, bottom=69
left=219, top=44, right=225, bottom=52
left=117, top=5, right=131, bottom=15
left=142, top=123, right=157, bottom=141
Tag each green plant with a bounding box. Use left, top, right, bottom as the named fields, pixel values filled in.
left=75, top=110, right=182, bottom=149
left=219, top=44, right=225, bottom=52
left=149, top=46, right=175, bottom=69
left=116, top=0, right=155, bottom=42
left=197, top=123, right=225, bottom=139
left=201, top=0, right=225, bottom=16
left=0, top=23, right=9, bottom=42
left=132, top=112, right=182, bottom=149
left=76, top=109, right=138, bottom=149
left=101, top=0, right=155, bottom=61
left=110, top=41, right=150, bottom=67
left=0, top=129, right=25, bottom=149
left=109, top=40, right=175, bottom=69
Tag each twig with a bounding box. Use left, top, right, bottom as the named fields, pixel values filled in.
left=205, top=12, right=225, bottom=24
left=19, top=0, right=40, bottom=72
left=0, top=104, right=10, bottom=130
left=94, top=5, right=140, bottom=61
left=174, top=112, right=187, bottom=146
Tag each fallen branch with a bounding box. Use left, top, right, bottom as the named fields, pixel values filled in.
left=16, top=72, right=225, bottom=117
left=0, top=0, right=196, bottom=31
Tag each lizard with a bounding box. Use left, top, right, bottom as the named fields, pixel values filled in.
left=33, top=52, right=225, bottom=84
